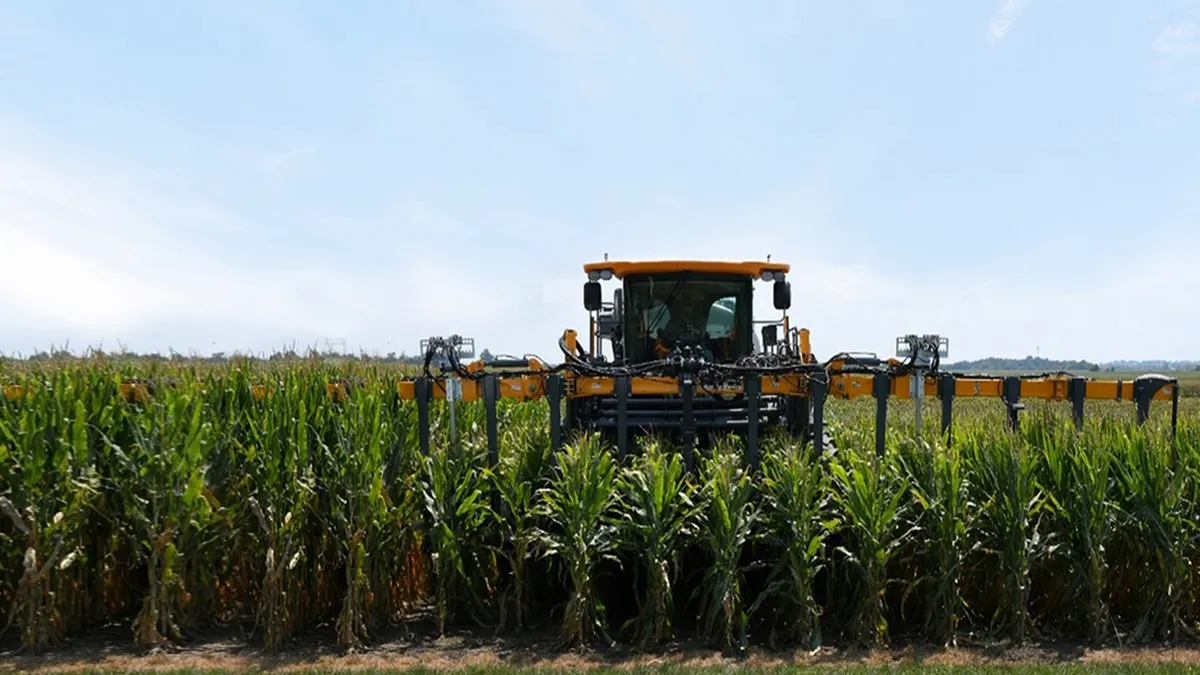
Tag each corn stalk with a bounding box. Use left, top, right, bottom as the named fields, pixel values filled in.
left=118, top=390, right=215, bottom=649
left=962, top=427, right=1045, bottom=643
left=486, top=407, right=552, bottom=632
left=894, top=435, right=971, bottom=646
left=420, top=416, right=496, bottom=636
left=828, top=439, right=909, bottom=647
left=535, top=432, right=620, bottom=648
left=616, top=437, right=698, bottom=649
left=692, top=435, right=757, bottom=653
left=750, top=432, right=834, bottom=650
left=0, top=378, right=101, bottom=653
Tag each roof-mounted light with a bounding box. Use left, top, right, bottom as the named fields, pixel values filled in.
left=761, top=270, right=785, bottom=282
left=588, top=268, right=613, bottom=281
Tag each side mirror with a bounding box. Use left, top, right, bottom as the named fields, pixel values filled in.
left=584, top=281, right=602, bottom=311
left=773, top=279, right=791, bottom=310
left=762, top=324, right=778, bottom=348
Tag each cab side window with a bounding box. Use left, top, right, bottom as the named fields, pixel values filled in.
left=706, top=296, right=736, bottom=337
left=644, top=302, right=671, bottom=337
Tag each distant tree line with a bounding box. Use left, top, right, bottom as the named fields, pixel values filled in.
left=945, top=356, right=1200, bottom=373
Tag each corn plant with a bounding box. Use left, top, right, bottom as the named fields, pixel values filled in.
left=0, top=374, right=102, bottom=652
left=894, top=436, right=970, bottom=646
left=118, top=388, right=216, bottom=649
left=828, top=438, right=909, bottom=647
left=748, top=431, right=834, bottom=649
left=378, top=397, right=426, bottom=623
left=615, top=436, right=698, bottom=649
left=1109, top=425, right=1199, bottom=642
left=320, top=388, right=397, bottom=649
left=420, top=428, right=496, bottom=636
left=1035, top=418, right=1117, bottom=644
left=235, top=372, right=320, bottom=651
left=486, top=404, right=553, bottom=632
left=962, top=427, right=1044, bottom=643
left=692, top=434, right=758, bottom=652
left=535, top=432, right=620, bottom=648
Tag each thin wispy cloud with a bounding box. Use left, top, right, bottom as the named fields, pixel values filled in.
left=260, top=145, right=317, bottom=189
left=1152, top=10, right=1200, bottom=103
left=274, top=146, right=316, bottom=164
left=0, top=140, right=354, bottom=349
left=1154, top=21, right=1198, bottom=57
left=986, top=0, right=1031, bottom=44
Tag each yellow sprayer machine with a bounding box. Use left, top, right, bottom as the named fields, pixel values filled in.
left=396, top=259, right=1180, bottom=470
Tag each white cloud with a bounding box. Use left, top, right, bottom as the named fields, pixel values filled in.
left=0, top=118, right=591, bottom=360
left=483, top=0, right=761, bottom=102
left=986, top=0, right=1031, bottom=44
left=1152, top=15, right=1200, bottom=103
left=1154, top=21, right=1199, bottom=57
left=0, top=129, right=365, bottom=354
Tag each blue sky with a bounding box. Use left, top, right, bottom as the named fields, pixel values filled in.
left=1, top=0, right=1198, bottom=363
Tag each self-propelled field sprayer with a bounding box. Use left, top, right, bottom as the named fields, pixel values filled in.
left=393, top=258, right=1181, bottom=471
left=3, top=258, right=1177, bottom=470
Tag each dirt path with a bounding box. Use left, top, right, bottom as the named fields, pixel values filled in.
left=4, top=626, right=1200, bottom=672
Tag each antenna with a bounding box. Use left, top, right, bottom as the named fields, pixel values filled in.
left=322, top=337, right=346, bottom=354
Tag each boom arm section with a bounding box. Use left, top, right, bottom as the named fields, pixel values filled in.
left=828, top=371, right=1177, bottom=404
left=826, top=369, right=1179, bottom=452
left=390, top=331, right=1181, bottom=471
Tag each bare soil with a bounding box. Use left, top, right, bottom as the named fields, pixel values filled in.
left=3, top=616, right=1200, bottom=672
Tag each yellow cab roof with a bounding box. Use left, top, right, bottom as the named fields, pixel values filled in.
left=583, top=260, right=789, bottom=279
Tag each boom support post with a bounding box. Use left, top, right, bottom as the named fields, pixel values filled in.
left=873, top=372, right=889, bottom=457
left=939, top=373, right=955, bottom=441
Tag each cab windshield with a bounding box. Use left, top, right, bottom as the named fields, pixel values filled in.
left=622, top=272, right=752, bottom=363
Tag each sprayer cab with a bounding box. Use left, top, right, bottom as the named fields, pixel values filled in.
left=582, top=260, right=792, bottom=365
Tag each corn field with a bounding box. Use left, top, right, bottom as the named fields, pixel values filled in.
left=1, top=360, right=1198, bottom=655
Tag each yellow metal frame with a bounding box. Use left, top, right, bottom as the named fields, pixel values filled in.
left=567, top=374, right=808, bottom=397
left=389, top=370, right=1176, bottom=405
left=388, top=321, right=1177, bottom=406
left=327, top=381, right=349, bottom=402
left=396, top=374, right=548, bottom=403
left=827, top=371, right=1175, bottom=402
left=584, top=260, right=789, bottom=279
left=1, top=369, right=1175, bottom=407
left=119, top=381, right=151, bottom=403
